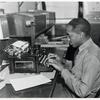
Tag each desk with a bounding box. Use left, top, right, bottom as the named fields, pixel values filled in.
left=0, top=67, right=57, bottom=98
left=4, top=83, right=53, bottom=98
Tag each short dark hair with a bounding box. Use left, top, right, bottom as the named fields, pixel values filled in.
left=67, top=18, right=91, bottom=37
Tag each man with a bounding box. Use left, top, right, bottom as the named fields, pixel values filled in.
left=46, top=18, right=100, bottom=97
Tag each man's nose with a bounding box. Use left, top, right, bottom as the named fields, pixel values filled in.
left=67, top=36, right=71, bottom=43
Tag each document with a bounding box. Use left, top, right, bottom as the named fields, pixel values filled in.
left=10, top=74, right=51, bottom=91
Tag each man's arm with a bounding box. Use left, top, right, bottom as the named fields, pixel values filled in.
left=61, top=55, right=100, bottom=97
left=62, top=59, right=72, bottom=70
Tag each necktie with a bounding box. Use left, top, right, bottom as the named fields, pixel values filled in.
left=72, top=47, right=79, bottom=67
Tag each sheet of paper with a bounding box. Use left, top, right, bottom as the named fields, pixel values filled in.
left=10, top=74, right=51, bottom=91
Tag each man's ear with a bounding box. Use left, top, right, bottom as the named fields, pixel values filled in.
left=80, top=32, right=85, bottom=39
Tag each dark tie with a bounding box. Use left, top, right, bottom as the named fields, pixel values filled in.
left=72, top=47, right=79, bottom=67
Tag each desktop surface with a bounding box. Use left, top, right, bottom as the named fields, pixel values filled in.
left=5, top=83, right=53, bottom=98
left=0, top=68, right=56, bottom=98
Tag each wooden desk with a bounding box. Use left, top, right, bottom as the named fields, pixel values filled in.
left=0, top=67, right=56, bottom=98
left=5, top=83, right=53, bottom=98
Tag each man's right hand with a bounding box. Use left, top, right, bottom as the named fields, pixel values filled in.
left=45, top=53, right=60, bottom=62
left=46, top=58, right=64, bottom=72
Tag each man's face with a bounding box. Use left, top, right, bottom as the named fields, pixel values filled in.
left=66, top=25, right=82, bottom=47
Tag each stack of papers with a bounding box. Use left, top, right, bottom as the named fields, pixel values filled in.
left=10, top=74, right=51, bottom=91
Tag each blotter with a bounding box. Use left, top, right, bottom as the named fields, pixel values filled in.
left=10, top=74, right=51, bottom=91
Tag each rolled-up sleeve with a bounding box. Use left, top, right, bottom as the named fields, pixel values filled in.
left=61, top=54, right=100, bottom=97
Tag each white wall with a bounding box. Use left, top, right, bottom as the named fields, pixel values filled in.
left=83, top=2, right=100, bottom=22
left=20, top=2, right=37, bottom=12
left=0, top=2, right=36, bottom=14
left=46, top=2, right=78, bottom=24
left=0, top=2, right=18, bottom=14
left=84, top=2, right=100, bottom=15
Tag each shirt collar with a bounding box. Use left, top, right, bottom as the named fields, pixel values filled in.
left=79, top=38, right=92, bottom=52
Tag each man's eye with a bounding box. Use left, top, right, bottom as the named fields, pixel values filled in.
left=66, top=32, right=69, bottom=35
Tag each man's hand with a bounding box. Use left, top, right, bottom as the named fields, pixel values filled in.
left=46, top=53, right=60, bottom=61
left=47, top=58, right=64, bottom=72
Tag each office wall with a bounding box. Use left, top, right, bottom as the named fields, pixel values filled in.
left=84, top=2, right=100, bottom=17
left=20, top=2, right=37, bottom=12
left=83, top=2, right=100, bottom=47
left=45, top=2, right=79, bottom=37
left=0, top=2, right=36, bottom=14
left=46, top=2, right=78, bottom=24
left=0, top=2, right=18, bottom=14
left=0, top=2, right=78, bottom=22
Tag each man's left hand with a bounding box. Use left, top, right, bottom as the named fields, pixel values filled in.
left=47, top=59, right=64, bottom=72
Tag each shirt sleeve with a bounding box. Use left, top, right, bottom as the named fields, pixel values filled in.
left=61, top=54, right=100, bottom=97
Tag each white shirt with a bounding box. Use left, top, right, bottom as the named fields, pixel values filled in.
left=61, top=38, right=100, bottom=97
